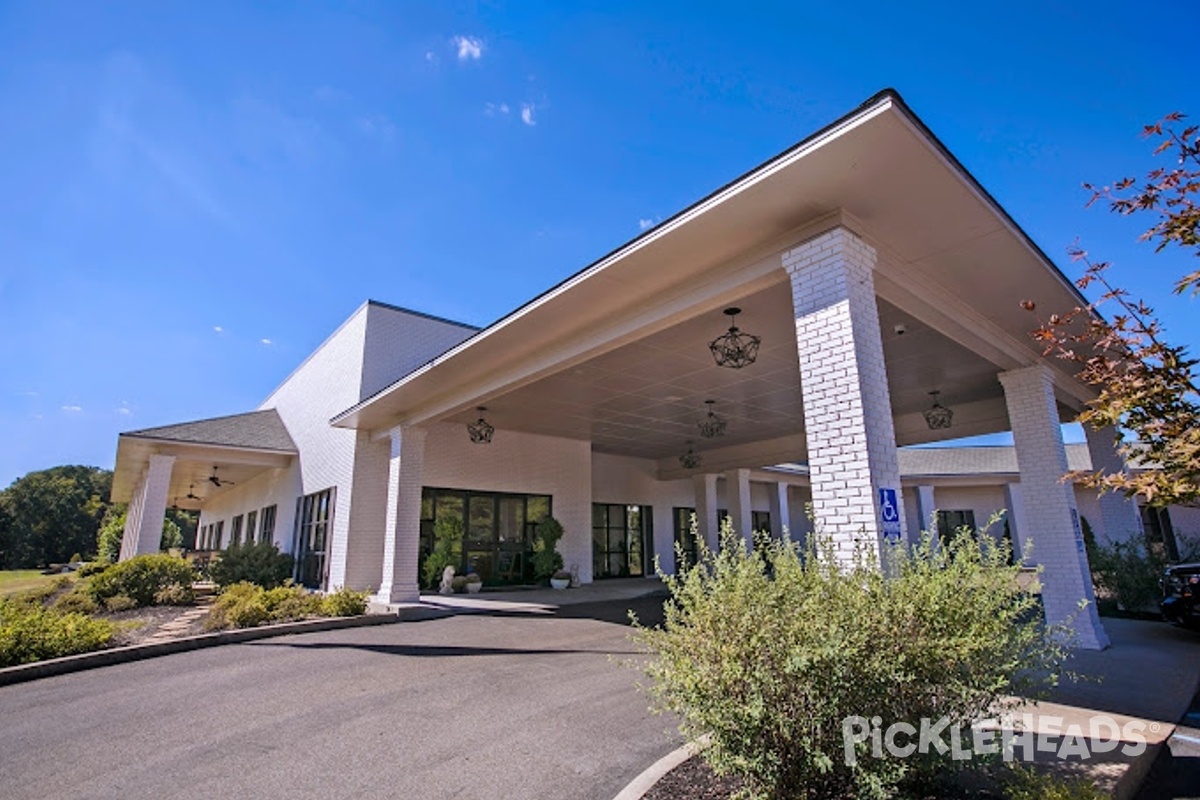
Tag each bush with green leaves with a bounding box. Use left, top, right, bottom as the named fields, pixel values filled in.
left=209, top=541, right=294, bottom=588
left=50, top=588, right=99, bottom=616
left=530, top=516, right=565, bottom=582
left=321, top=587, right=368, bottom=617
left=633, top=523, right=1072, bottom=800
left=76, top=561, right=111, bottom=578
left=87, top=554, right=196, bottom=608
left=205, top=582, right=321, bottom=630
left=1089, top=533, right=1200, bottom=614
left=0, top=600, right=115, bottom=667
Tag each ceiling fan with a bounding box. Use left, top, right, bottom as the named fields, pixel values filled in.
left=185, top=484, right=204, bottom=502
left=207, top=466, right=236, bottom=488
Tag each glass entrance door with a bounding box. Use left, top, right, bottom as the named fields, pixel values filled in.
left=593, top=504, right=650, bottom=579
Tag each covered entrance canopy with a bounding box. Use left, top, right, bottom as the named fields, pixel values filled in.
left=111, top=410, right=297, bottom=557
left=333, top=91, right=1093, bottom=463
left=333, top=90, right=1111, bottom=649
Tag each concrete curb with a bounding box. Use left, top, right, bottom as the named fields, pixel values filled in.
left=611, top=742, right=700, bottom=800
left=0, top=613, right=401, bottom=687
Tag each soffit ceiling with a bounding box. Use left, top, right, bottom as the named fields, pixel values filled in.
left=443, top=283, right=1006, bottom=461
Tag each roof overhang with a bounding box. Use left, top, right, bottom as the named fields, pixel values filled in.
left=332, top=90, right=1093, bottom=440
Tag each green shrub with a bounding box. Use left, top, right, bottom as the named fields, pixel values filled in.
left=0, top=601, right=114, bottom=667
left=50, top=588, right=99, bottom=616
left=8, top=576, right=72, bottom=610
left=530, top=516, right=565, bottom=582
left=423, top=516, right=463, bottom=589
left=153, top=582, right=195, bottom=606
left=104, top=594, right=137, bottom=612
left=633, top=523, right=1071, bottom=800
left=209, top=541, right=294, bottom=589
left=1087, top=534, right=1200, bottom=614
left=1000, top=764, right=1107, bottom=800
left=88, top=554, right=196, bottom=607
left=76, top=561, right=111, bottom=578
left=321, top=587, right=368, bottom=617
left=206, top=582, right=322, bottom=630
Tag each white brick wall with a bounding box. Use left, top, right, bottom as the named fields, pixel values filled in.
left=785, top=227, right=905, bottom=561
left=422, top=422, right=594, bottom=582
left=999, top=365, right=1108, bottom=649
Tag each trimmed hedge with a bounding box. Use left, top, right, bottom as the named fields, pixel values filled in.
left=209, top=542, right=294, bottom=589
left=87, top=554, right=197, bottom=608
left=205, top=582, right=368, bottom=630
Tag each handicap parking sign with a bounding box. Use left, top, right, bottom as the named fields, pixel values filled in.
left=879, top=488, right=902, bottom=543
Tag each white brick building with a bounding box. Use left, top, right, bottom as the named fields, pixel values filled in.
left=109, top=90, right=1178, bottom=650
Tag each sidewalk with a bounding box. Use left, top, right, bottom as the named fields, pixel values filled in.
left=375, top=576, right=668, bottom=618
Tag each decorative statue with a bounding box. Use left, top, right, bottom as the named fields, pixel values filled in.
left=439, top=565, right=456, bottom=595
left=570, top=563, right=581, bottom=588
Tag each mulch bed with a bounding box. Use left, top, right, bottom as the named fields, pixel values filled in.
left=642, top=755, right=742, bottom=800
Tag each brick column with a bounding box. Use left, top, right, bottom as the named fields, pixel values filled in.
left=1083, top=425, right=1144, bottom=544
left=768, top=482, right=791, bottom=541
left=119, top=454, right=175, bottom=560
left=693, top=473, right=719, bottom=552
left=376, top=425, right=426, bottom=604
left=785, top=227, right=906, bottom=563
left=999, top=366, right=1108, bottom=649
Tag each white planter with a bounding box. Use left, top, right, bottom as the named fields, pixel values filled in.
left=550, top=578, right=569, bottom=590
left=466, top=582, right=482, bottom=594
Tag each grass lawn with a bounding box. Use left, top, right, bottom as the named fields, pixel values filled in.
left=0, top=570, right=74, bottom=599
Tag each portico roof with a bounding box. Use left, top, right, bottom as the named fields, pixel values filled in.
left=332, top=90, right=1094, bottom=469
left=111, top=410, right=297, bottom=506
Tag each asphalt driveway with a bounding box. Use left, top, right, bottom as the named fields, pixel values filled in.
left=0, top=595, right=678, bottom=800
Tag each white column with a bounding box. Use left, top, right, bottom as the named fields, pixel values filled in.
left=723, top=468, right=753, bottom=549
left=785, top=227, right=906, bottom=563
left=693, top=473, right=719, bottom=553
left=914, top=484, right=937, bottom=542
left=999, top=366, right=1108, bottom=649
left=376, top=426, right=427, bottom=605
left=653, top=505, right=676, bottom=576
left=768, top=482, right=791, bottom=541
left=119, top=454, right=175, bottom=560
left=1004, top=482, right=1031, bottom=561
left=1083, top=425, right=1144, bottom=544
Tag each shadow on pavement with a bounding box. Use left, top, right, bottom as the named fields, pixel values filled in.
left=250, top=640, right=641, bottom=658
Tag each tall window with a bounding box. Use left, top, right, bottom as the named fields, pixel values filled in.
left=230, top=515, right=244, bottom=546
left=260, top=505, right=277, bottom=545
left=592, top=504, right=650, bottom=579
left=245, top=510, right=258, bottom=544
left=294, top=490, right=334, bottom=589
left=214, top=520, right=225, bottom=550
left=936, top=510, right=976, bottom=542
left=752, top=511, right=772, bottom=535
left=673, top=508, right=699, bottom=570
left=1141, top=505, right=1178, bottom=561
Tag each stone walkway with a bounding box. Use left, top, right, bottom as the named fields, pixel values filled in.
left=138, top=583, right=216, bottom=645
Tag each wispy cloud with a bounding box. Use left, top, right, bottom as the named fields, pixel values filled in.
left=485, top=102, right=511, bottom=116
left=116, top=405, right=133, bottom=416
left=425, top=51, right=438, bottom=65
left=260, top=338, right=273, bottom=346
left=213, top=325, right=224, bottom=334
left=520, top=103, right=536, bottom=126
left=356, top=115, right=397, bottom=143
left=62, top=405, right=83, bottom=413
left=639, top=218, right=660, bottom=231
left=16, top=390, right=38, bottom=397
left=453, top=35, right=483, bottom=61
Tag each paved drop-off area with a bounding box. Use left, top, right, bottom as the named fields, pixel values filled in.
left=0, top=597, right=678, bottom=800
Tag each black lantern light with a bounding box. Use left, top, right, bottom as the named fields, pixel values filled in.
left=708, top=307, right=761, bottom=369
left=698, top=399, right=727, bottom=439
left=923, top=391, right=953, bottom=430
left=467, top=407, right=495, bottom=444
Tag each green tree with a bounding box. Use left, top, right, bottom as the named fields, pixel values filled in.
left=96, top=505, right=187, bottom=563
left=1026, top=112, right=1200, bottom=505
left=0, top=466, right=112, bottom=568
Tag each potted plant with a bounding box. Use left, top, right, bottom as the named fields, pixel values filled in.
left=550, top=569, right=571, bottom=590
left=465, top=572, right=483, bottom=594
left=531, top=516, right=566, bottom=586
left=451, top=575, right=469, bottom=594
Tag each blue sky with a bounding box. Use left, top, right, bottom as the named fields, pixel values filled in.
left=1, top=1, right=1197, bottom=487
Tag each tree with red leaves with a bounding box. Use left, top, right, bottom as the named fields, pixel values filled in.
left=1024, top=113, right=1199, bottom=506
